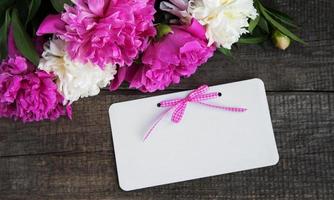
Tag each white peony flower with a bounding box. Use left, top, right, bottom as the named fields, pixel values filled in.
left=188, top=0, right=258, bottom=49
left=38, top=38, right=117, bottom=104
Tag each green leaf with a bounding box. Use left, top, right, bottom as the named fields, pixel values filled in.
left=0, top=9, right=11, bottom=59
left=266, top=8, right=299, bottom=29
left=50, top=0, right=73, bottom=12
left=258, top=16, right=269, bottom=33
left=0, top=0, right=14, bottom=25
left=266, top=7, right=294, bottom=22
left=15, top=0, right=30, bottom=24
left=238, top=35, right=266, bottom=44
left=26, top=0, right=41, bottom=26
left=0, top=0, right=14, bottom=8
left=0, top=13, right=4, bottom=28
left=12, top=9, right=40, bottom=65
left=258, top=2, right=306, bottom=44
left=248, top=15, right=260, bottom=33
left=218, top=47, right=233, bottom=58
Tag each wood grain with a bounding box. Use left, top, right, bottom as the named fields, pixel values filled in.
left=0, top=92, right=333, bottom=199
left=0, top=91, right=333, bottom=157
left=0, top=149, right=333, bottom=200
left=0, top=0, right=334, bottom=199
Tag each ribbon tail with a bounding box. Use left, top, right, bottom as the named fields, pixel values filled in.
left=196, top=102, right=247, bottom=112
left=171, top=102, right=187, bottom=123
left=143, top=107, right=173, bottom=141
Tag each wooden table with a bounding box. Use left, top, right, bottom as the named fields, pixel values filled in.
left=1, top=0, right=333, bottom=199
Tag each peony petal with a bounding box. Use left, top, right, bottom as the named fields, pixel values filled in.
left=36, top=14, right=66, bottom=36
left=170, top=0, right=188, bottom=10
left=66, top=104, right=72, bottom=119
left=39, top=38, right=116, bottom=103
left=52, top=0, right=156, bottom=68
left=0, top=56, right=70, bottom=122
left=125, top=21, right=215, bottom=93
left=109, top=66, right=127, bottom=91
left=88, top=0, right=106, bottom=16
left=184, top=18, right=207, bottom=40
left=8, top=26, right=20, bottom=57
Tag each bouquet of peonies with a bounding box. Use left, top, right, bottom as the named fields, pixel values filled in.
left=0, top=0, right=304, bottom=122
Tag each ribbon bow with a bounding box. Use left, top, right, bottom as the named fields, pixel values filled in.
left=144, top=85, right=247, bottom=141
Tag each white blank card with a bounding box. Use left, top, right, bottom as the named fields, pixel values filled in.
left=109, top=79, right=279, bottom=191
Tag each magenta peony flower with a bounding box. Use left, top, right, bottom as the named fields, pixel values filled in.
left=0, top=56, right=71, bottom=122
left=37, top=0, right=156, bottom=68
left=117, top=19, right=216, bottom=92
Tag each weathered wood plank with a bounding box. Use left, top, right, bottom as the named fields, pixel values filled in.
left=0, top=91, right=139, bottom=157
left=1, top=91, right=333, bottom=157
left=0, top=0, right=333, bottom=199
left=0, top=92, right=333, bottom=199
left=1, top=0, right=334, bottom=156
left=0, top=150, right=333, bottom=200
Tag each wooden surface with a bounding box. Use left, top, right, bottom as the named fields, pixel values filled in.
left=1, top=0, right=334, bottom=199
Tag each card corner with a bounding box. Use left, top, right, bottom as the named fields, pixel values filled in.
left=252, top=78, right=265, bottom=87
left=271, top=152, right=280, bottom=166
left=118, top=181, right=133, bottom=192
left=108, top=103, right=118, bottom=114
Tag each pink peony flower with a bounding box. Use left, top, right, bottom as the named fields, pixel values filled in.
left=114, top=19, right=216, bottom=92
left=0, top=56, right=71, bottom=122
left=37, top=0, right=157, bottom=68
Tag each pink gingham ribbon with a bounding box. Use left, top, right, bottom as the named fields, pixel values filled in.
left=143, top=85, right=247, bottom=141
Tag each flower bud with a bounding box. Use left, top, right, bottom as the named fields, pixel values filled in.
left=157, top=24, right=172, bottom=39
left=272, top=30, right=291, bottom=50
